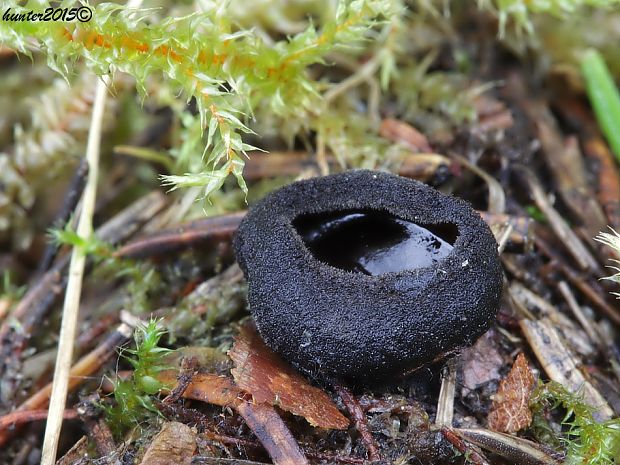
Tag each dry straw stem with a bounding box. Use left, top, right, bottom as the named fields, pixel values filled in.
left=40, top=74, right=109, bottom=465
left=39, top=0, right=145, bottom=456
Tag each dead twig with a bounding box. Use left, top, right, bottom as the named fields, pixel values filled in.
left=163, top=357, right=198, bottom=405
left=200, top=431, right=367, bottom=465
left=533, top=232, right=620, bottom=326
left=114, top=211, right=246, bottom=260
left=334, top=384, right=380, bottom=462
left=41, top=72, right=109, bottom=465
left=451, top=152, right=506, bottom=214
left=235, top=402, right=309, bottom=465
left=76, top=394, right=117, bottom=457
left=0, top=408, right=78, bottom=431
left=557, top=281, right=604, bottom=351
left=517, top=166, right=600, bottom=273
left=531, top=106, right=607, bottom=239
left=192, top=458, right=270, bottom=465
left=156, top=371, right=310, bottom=465
left=0, top=190, right=167, bottom=404
left=37, top=158, right=89, bottom=275
left=0, top=322, right=133, bottom=447
left=115, top=208, right=524, bottom=263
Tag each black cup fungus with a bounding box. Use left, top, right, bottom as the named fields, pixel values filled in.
left=233, top=170, right=503, bottom=383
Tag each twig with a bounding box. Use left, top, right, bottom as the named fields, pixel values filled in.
left=0, top=409, right=78, bottom=431
left=533, top=232, right=620, bottom=326
left=334, top=384, right=380, bottom=462
left=77, top=391, right=119, bottom=457
left=0, top=322, right=133, bottom=447
left=450, top=152, right=505, bottom=214
left=40, top=73, right=109, bottom=465
left=529, top=104, right=606, bottom=240
left=116, top=207, right=520, bottom=261
left=0, top=190, right=166, bottom=407
left=235, top=401, right=309, bottom=465
left=114, top=211, right=246, bottom=259
left=37, top=158, right=89, bottom=275
left=517, top=166, right=600, bottom=273
left=192, top=458, right=270, bottom=465
left=163, top=357, right=197, bottom=404
left=199, top=431, right=367, bottom=464
left=557, top=281, right=603, bottom=349
left=496, top=223, right=514, bottom=254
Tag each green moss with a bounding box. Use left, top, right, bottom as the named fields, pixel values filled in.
left=105, top=319, right=173, bottom=436
left=531, top=381, right=620, bottom=464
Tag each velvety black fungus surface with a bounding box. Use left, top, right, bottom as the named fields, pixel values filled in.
left=234, top=170, right=503, bottom=383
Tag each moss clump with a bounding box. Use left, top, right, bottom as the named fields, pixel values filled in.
left=531, top=381, right=620, bottom=465
left=105, top=319, right=173, bottom=436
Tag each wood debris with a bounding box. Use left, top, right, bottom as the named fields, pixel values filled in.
left=520, top=318, right=613, bottom=421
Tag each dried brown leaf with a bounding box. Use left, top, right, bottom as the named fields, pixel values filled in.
left=488, top=353, right=535, bottom=433
left=229, top=325, right=349, bottom=430
left=139, top=422, right=196, bottom=465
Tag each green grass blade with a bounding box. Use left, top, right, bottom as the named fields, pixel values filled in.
left=581, top=49, right=620, bottom=162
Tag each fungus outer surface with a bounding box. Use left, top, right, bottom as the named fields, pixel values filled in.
left=233, top=170, right=503, bottom=383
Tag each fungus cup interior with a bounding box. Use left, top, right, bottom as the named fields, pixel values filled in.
left=293, top=209, right=458, bottom=275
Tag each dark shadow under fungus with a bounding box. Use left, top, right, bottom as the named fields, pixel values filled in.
left=233, top=170, right=503, bottom=383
